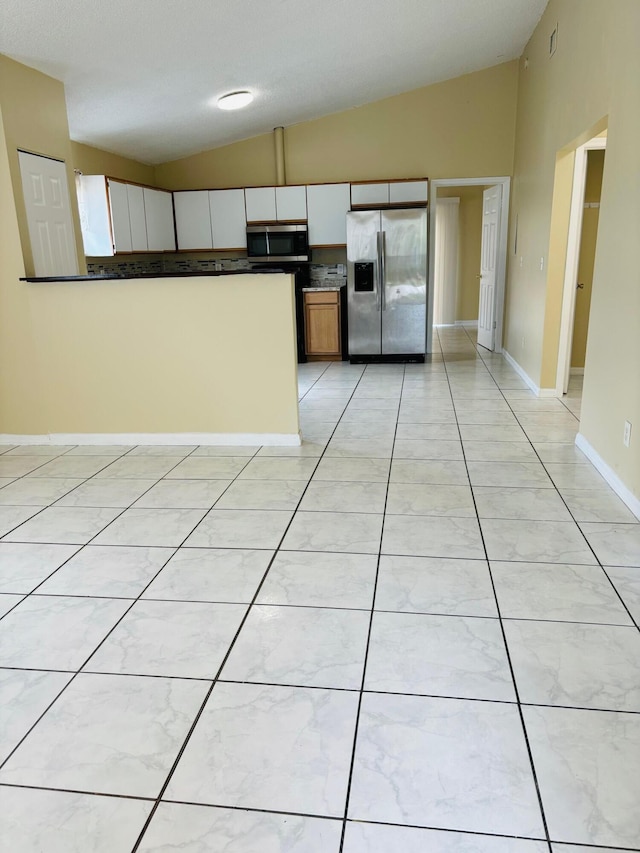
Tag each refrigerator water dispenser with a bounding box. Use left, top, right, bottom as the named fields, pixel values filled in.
left=354, top=262, right=375, bottom=292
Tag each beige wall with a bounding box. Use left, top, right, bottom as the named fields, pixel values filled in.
left=438, top=186, right=484, bottom=322
left=156, top=61, right=519, bottom=190
left=504, top=0, right=640, bottom=498
left=0, top=55, right=85, bottom=277
left=571, top=149, right=604, bottom=368
left=21, top=274, right=298, bottom=436
left=71, top=141, right=156, bottom=186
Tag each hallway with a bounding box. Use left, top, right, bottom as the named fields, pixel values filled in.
left=1, top=327, right=639, bottom=851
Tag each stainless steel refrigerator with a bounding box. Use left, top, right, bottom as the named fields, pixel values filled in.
left=346, top=208, right=427, bottom=362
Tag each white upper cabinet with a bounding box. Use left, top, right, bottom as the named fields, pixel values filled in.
left=245, top=186, right=277, bottom=222
left=143, top=188, right=175, bottom=251
left=389, top=180, right=428, bottom=204
left=78, top=176, right=115, bottom=256
left=126, top=184, right=148, bottom=251
left=275, top=185, right=307, bottom=221
left=107, top=180, right=132, bottom=253
left=351, top=182, right=390, bottom=206
left=306, top=183, right=351, bottom=246
left=174, top=191, right=213, bottom=250
left=210, top=189, right=247, bottom=250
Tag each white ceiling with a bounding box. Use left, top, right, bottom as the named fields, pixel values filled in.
left=1, top=0, right=547, bottom=165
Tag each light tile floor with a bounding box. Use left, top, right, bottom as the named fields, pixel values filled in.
left=0, top=326, right=639, bottom=852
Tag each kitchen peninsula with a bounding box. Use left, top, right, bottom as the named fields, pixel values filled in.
left=10, top=271, right=300, bottom=446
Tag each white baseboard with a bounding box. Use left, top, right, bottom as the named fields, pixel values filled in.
left=575, top=433, right=640, bottom=520
left=0, top=432, right=302, bottom=447
left=502, top=350, right=559, bottom=398
left=570, top=367, right=585, bottom=375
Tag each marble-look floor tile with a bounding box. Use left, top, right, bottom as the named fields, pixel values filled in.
left=455, top=411, right=519, bottom=426
left=524, top=705, right=640, bottom=848
left=333, top=421, right=396, bottom=440
left=36, top=544, right=173, bottom=598
left=395, top=423, right=460, bottom=440
left=0, top=672, right=208, bottom=797
left=0, top=477, right=83, bottom=506
left=349, top=693, right=544, bottom=837
left=0, top=669, right=73, bottom=762
left=0, top=787, right=153, bottom=853
left=65, top=444, right=133, bottom=455
left=398, top=406, right=456, bottom=425
left=462, top=440, right=538, bottom=463
left=0, top=593, right=23, bottom=616
left=382, top=515, right=484, bottom=560
left=522, top=427, right=578, bottom=444
left=129, top=444, right=196, bottom=456
left=257, top=550, right=377, bottom=609
left=386, top=482, right=475, bottom=517
left=559, top=488, right=639, bottom=523
left=0, top=542, right=79, bottom=593
left=257, top=441, right=325, bottom=457
left=0, top=505, right=47, bottom=537
left=392, top=439, right=463, bottom=460
left=299, top=480, right=387, bottom=514
left=95, top=455, right=183, bottom=479
left=578, top=523, right=640, bottom=567
left=312, top=456, right=390, bottom=482
left=375, top=554, right=496, bottom=617
left=324, top=437, right=394, bottom=458
left=0, top=595, right=131, bottom=669
left=132, top=478, right=231, bottom=509
left=3, top=445, right=70, bottom=456
left=184, top=509, right=293, bottom=549
left=365, top=611, right=514, bottom=701
left=0, top=456, right=57, bottom=478
left=390, top=459, right=469, bottom=485
left=166, top=681, right=359, bottom=815
left=282, top=511, right=383, bottom=554
left=87, top=600, right=247, bottom=679
left=92, top=508, right=207, bottom=547
left=28, top=455, right=117, bottom=478
left=505, top=619, right=640, bottom=711
left=343, top=822, right=548, bottom=853
left=164, top=456, right=251, bottom=480
left=55, top=478, right=158, bottom=508
left=143, top=547, right=272, bottom=603
left=138, top=802, right=342, bottom=853
left=467, top=461, right=552, bottom=488
left=191, top=445, right=260, bottom=456
left=459, top=424, right=528, bottom=442
left=545, top=463, right=610, bottom=490
left=550, top=847, right=630, bottom=853
left=606, top=565, right=640, bottom=624
left=0, top=476, right=16, bottom=487
left=492, top=561, right=632, bottom=624
left=237, top=457, right=318, bottom=481
left=480, top=519, right=597, bottom=565
left=473, top=487, right=572, bottom=521
left=531, top=443, right=590, bottom=464
left=215, top=478, right=306, bottom=510
left=222, top=604, right=369, bottom=689
left=3, top=506, right=121, bottom=544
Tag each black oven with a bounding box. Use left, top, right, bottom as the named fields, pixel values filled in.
left=246, top=224, right=309, bottom=262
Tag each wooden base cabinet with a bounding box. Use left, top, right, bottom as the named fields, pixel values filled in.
left=304, top=290, right=341, bottom=360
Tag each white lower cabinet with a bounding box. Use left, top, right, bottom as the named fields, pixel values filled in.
left=307, top=183, right=351, bottom=246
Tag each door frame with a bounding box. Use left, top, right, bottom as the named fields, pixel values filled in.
left=555, top=135, right=607, bottom=395
left=427, top=177, right=510, bottom=354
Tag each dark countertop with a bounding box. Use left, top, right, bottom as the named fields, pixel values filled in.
left=20, top=270, right=287, bottom=283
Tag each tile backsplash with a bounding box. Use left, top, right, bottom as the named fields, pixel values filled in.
left=87, top=257, right=346, bottom=282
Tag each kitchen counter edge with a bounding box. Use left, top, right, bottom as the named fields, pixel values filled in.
left=20, top=270, right=287, bottom=283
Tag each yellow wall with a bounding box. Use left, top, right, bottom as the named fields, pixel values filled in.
left=505, top=0, right=640, bottom=498
left=0, top=55, right=85, bottom=277
left=571, top=149, right=604, bottom=368
left=20, top=274, right=299, bottom=436
left=156, top=61, right=519, bottom=189
left=71, top=141, right=156, bottom=186
left=438, top=186, right=484, bottom=321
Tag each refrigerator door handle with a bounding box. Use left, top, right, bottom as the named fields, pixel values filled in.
left=380, top=230, right=386, bottom=310
left=376, top=231, right=382, bottom=311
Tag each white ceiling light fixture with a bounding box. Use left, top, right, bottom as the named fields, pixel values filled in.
left=217, top=91, right=254, bottom=111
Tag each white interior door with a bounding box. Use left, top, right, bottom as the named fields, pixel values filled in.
left=477, top=184, right=502, bottom=350
left=18, top=151, right=78, bottom=276
left=433, top=198, right=459, bottom=325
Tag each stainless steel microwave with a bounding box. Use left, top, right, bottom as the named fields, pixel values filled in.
left=246, top=224, right=309, bottom=262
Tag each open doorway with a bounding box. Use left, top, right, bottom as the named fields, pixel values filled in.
left=428, top=177, right=510, bottom=354
left=555, top=134, right=606, bottom=396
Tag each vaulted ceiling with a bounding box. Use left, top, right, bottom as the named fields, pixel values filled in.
left=1, top=0, right=547, bottom=164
